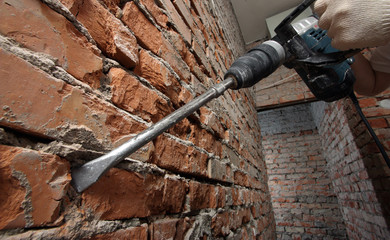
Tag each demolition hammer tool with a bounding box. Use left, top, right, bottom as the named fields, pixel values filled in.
left=71, top=40, right=286, bottom=193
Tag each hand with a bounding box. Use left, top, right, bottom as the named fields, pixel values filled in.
left=314, top=0, right=390, bottom=50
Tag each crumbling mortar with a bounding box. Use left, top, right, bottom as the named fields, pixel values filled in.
left=11, top=170, right=34, bottom=228
left=128, top=70, right=173, bottom=106
left=133, top=0, right=164, bottom=32
left=143, top=49, right=188, bottom=97
left=102, top=57, right=122, bottom=74
left=162, top=132, right=214, bottom=158
left=0, top=35, right=110, bottom=103
left=221, top=140, right=264, bottom=177
left=0, top=127, right=49, bottom=150
left=117, top=157, right=166, bottom=176
left=40, top=0, right=96, bottom=45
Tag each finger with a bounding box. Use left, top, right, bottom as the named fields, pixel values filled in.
left=313, top=0, right=328, bottom=17
left=317, top=9, right=332, bottom=30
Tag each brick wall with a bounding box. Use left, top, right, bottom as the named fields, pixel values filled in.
left=0, top=0, right=275, bottom=239
left=258, top=104, right=316, bottom=135
left=255, top=38, right=390, bottom=239
left=259, top=104, right=347, bottom=239
left=254, top=65, right=315, bottom=110
left=314, top=94, right=390, bottom=239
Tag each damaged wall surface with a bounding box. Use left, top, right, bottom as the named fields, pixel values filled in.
left=0, top=0, right=275, bottom=239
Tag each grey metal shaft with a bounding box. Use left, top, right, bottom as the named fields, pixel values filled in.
left=71, top=77, right=237, bottom=192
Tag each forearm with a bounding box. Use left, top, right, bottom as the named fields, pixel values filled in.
left=351, top=53, right=375, bottom=95
left=351, top=53, right=390, bottom=96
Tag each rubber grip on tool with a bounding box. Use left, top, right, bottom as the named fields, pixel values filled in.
left=224, top=43, right=282, bottom=89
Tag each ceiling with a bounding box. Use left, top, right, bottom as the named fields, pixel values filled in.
left=230, top=0, right=303, bottom=44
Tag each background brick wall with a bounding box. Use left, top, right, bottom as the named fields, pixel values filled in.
left=314, top=96, right=390, bottom=239
left=254, top=66, right=315, bottom=110
left=257, top=45, right=390, bottom=239
left=0, top=0, right=276, bottom=239
left=259, top=104, right=347, bottom=239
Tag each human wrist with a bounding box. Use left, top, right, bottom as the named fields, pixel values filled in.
left=381, top=0, right=390, bottom=44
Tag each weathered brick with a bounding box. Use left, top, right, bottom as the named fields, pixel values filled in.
left=82, top=170, right=187, bottom=220
left=207, top=158, right=231, bottom=183
left=150, top=219, right=179, bottom=240
left=0, top=0, right=275, bottom=239
left=157, top=0, right=191, bottom=44
left=188, top=181, right=214, bottom=211
left=109, top=68, right=172, bottom=122
left=173, top=0, right=195, bottom=34
left=0, top=145, right=70, bottom=230
left=199, top=107, right=225, bottom=138
left=139, top=0, right=169, bottom=29
left=134, top=49, right=182, bottom=107
left=122, top=2, right=193, bottom=85
left=88, top=225, right=148, bottom=240
left=188, top=124, right=222, bottom=157
left=0, top=0, right=103, bottom=88
left=122, top=2, right=162, bottom=55
left=152, top=135, right=208, bottom=177
left=70, top=0, right=139, bottom=68
left=263, top=129, right=347, bottom=239
left=0, top=50, right=145, bottom=148
left=99, top=0, right=121, bottom=16
left=211, top=211, right=230, bottom=237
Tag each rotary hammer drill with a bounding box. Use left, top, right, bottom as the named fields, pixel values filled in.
left=72, top=0, right=388, bottom=193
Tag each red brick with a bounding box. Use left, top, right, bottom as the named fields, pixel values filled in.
left=234, top=170, right=249, bottom=187
left=139, top=0, right=169, bottom=28
left=0, top=145, right=70, bottom=230
left=216, top=186, right=226, bottom=208
left=173, top=0, right=196, bottom=33
left=188, top=124, right=222, bottom=157
left=109, top=68, right=172, bottom=122
left=122, top=2, right=191, bottom=82
left=362, top=107, right=390, bottom=118
left=0, top=0, right=103, bottom=88
left=135, top=49, right=182, bottom=106
left=99, top=0, right=121, bottom=15
left=0, top=50, right=146, bottom=146
left=82, top=170, right=187, bottom=220
left=163, top=176, right=188, bottom=213
left=161, top=38, right=192, bottom=83
left=88, top=225, right=148, bottom=240
left=192, top=38, right=212, bottom=76
left=122, top=2, right=162, bottom=55
left=211, top=211, right=230, bottom=237
left=158, top=0, right=192, bottom=44
left=152, top=135, right=208, bottom=177
left=188, top=181, right=214, bottom=211
left=150, top=219, right=179, bottom=240
left=164, top=29, right=205, bottom=82
left=358, top=98, right=377, bottom=108
left=367, top=118, right=388, bottom=128
left=231, top=188, right=242, bottom=206
left=199, top=107, right=225, bottom=138
left=71, top=0, right=139, bottom=68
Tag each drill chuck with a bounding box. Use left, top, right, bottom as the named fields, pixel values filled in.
left=224, top=40, right=285, bottom=89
